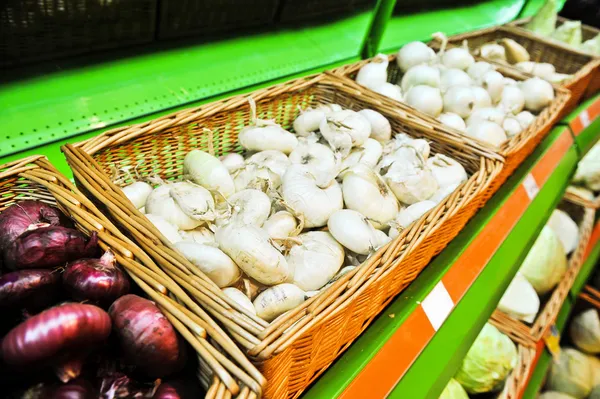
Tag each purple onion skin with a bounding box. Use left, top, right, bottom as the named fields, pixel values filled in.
left=109, top=295, right=186, bottom=378
left=153, top=380, right=203, bottom=399
left=3, top=227, right=98, bottom=270
left=99, top=372, right=158, bottom=399
left=1, top=303, right=112, bottom=382
left=0, top=201, right=66, bottom=252
left=51, top=379, right=97, bottom=399
left=63, top=250, right=130, bottom=306
left=0, top=269, right=60, bottom=311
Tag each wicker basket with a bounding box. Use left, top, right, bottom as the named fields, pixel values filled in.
left=490, top=196, right=596, bottom=348
left=0, top=0, right=157, bottom=68
left=445, top=25, right=598, bottom=114
left=331, top=54, right=570, bottom=186
left=277, top=0, right=375, bottom=23
left=64, top=73, right=503, bottom=399
left=157, top=0, right=279, bottom=40
left=510, top=16, right=600, bottom=99
left=499, top=344, right=537, bottom=399
left=564, top=185, right=600, bottom=209
left=0, top=156, right=264, bottom=399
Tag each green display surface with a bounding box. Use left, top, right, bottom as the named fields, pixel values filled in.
left=303, top=126, right=578, bottom=399
left=560, top=95, right=600, bottom=156
left=378, top=0, right=526, bottom=53
left=0, top=12, right=373, bottom=159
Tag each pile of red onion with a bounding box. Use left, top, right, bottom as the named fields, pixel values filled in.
left=0, top=200, right=194, bottom=397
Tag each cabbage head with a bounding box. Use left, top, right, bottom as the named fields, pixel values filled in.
left=525, top=0, right=557, bottom=37
left=570, top=309, right=600, bottom=354
left=588, top=355, right=600, bottom=386
left=439, top=378, right=468, bottom=399
left=574, top=141, right=600, bottom=191
left=546, top=348, right=593, bottom=399
left=454, top=323, right=517, bottom=394
left=539, top=392, right=577, bottom=399
left=551, top=21, right=583, bottom=48
left=590, top=385, right=600, bottom=399
left=519, top=225, right=567, bottom=295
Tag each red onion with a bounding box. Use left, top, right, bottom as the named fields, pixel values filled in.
left=3, top=227, right=98, bottom=270
left=109, top=295, right=186, bottom=378
left=51, top=378, right=97, bottom=399
left=0, top=269, right=60, bottom=311
left=1, top=303, right=111, bottom=382
left=99, top=372, right=158, bottom=399
left=63, top=250, right=130, bottom=306
left=0, top=201, right=66, bottom=252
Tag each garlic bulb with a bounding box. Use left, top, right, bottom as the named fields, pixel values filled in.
left=405, top=85, right=443, bottom=117
left=397, top=41, right=436, bottom=72
left=342, top=164, right=399, bottom=229
left=466, top=121, right=507, bottom=148
left=184, top=149, right=235, bottom=198
left=356, top=54, right=389, bottom=89
left=395, top=200, right=436, bottom=229
left=293, top=108, right=326, bottom=137
left=174, top=241, right=240, bottom=288
left=288, top=231, right=345, bottom=291
left=358, top=109, right=392, bottom=143
left=227, top=189, right=271, bottom=227
left=289, top=137, right=338, bottom=187
left=438, top=112, right=467, bottom=132
left=179, top=226, right=215, bottom=245
left=239, top=98, right=298, bottom=154
left=443, top=86, right=476, bottom=118
left=281, top=165, right=343, bottom=228
left=341, top=138, right=383, bottom=171
left=263, top=211, right=298, bottom=239
left=216, top=222, right=291, bottom=285
left=327, top=209, right=383, bottom=255
left=146, top=182, right=208, bottom=230
left=253, top=283, right=306, bottom=322
left=319, top=110, right=371, bottom=156
left=384, top=161, right=438, bottom=205
left=427, top=154, right=467, bottom=189
left=219, top=153, right=245, bottom=173
left=401, top=64, right=441, bottom=92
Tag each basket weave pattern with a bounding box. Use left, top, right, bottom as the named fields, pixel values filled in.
left=0, top=156, right=264, bottom=399
left=490, top=197, right=596, bottom=348
left=65, top=74, right=502, bottom=399
left=331, top=54, right=570, bottom=186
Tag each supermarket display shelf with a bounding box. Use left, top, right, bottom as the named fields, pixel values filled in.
left=303, top=126, right=578, bottom=399
left=521, top=223, right=600, bottom=399
left=0, top=11, right=374, bottom=159
left=561, top=94, right=600, bottom=155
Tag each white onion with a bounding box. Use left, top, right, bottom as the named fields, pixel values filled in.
left=521, top=77, right=555, bottom=112
left=222, top=287, right=256, bottom=316
left=174, top=241, right=240, bottom=288
left=356, top=54, right=389, bottom=89
left=145, top=214, right=183, bottom=244
left=219, top=153, right=245, bottom=173
left=438, top=112, right=466, bottom=132
left=289, top=138, right=337, bottom=187
left=467, top=61, right=495, bottom=82
left=516, top=111, right=535, bottom=129
left=482, top=70, right=505, bottom=103
left=146, top=183, right=206, bottom=230
left=122, top=181, right=153, bottom=210
left=227, top=189, right=271, bottom=227
left=401, top=64, right=441, bottom=92
left=395, top=200, right=436, bottom=229
left=184, top=149, right=235, bottom=198
left=263, top=211, right=298, bottom=239
left=503, top=117, right=522, bottom=138
left=443, top=86, right=476, bottom=118
left=471, top=86, right=492, bottom=109
left=319, top=110, right=371, bottom=156
left=427, top=154, right=467, bottom=189
left=466, top=121, right=507, bottom=148
left=327, top=209, right=383, bottom=255
left=293, top=108, right=326, bottom=137
left=384, top=161, right=438, bottom=204
left=442, top=47, right=475, bottom=70
left=405, top=85, right=443, bottom=117
left=467, top=107, right=505, bottom=127
left=440, top=68, right=472, bottom=92
left=499, top=85, right=525, bottom=115
left=397, top=41, right=436, bottom=72
left=372, top=83, right=403, bottom=101
left=253, top=283, right=306, bottom=322
left=358, top=109, right=392, bottom=143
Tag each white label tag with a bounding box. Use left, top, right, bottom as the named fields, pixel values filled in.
left=421, top=281, right=454, bottom=331
left=523, top=173, right=539, bottom=200
left=580, top=110, right=591, bottom=128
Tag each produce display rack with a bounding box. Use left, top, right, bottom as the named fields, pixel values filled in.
left=0, top=0, right=598, bottom=397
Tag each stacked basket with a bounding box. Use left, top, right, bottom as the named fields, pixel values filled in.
left=63, top=73, right=503, bottom=398
left=0, top=155, right=265, bottom=398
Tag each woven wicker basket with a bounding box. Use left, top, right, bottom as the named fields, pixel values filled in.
left=331, top=54, right=570, bottom=186
left=499, top=344, right=537, bottom=399
left=510, top=16, right=600, bottom=100
left=490, top=197, right=596, bottom=348
left=1, top=0, right=157, bottom=68
left=64, top=73, right=503, bottom=399
left=564, top=185, right=600, bottom=209
left=445, top=25, right=598, bottom=114
left=0, top=156, right=264, bottom=399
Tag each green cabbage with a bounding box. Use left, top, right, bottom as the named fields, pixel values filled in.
left=570, top=309, right=600, bottom=354
left=539, top=392, right=577, bottom=399
left=574, top=140, right=600, bottom=191
left=518, top=225, right=568, bottom=295
left=454, top=323, right=517, bottom=394
left=498, top=272, right=540, bottom=323
left=546, top=348, right=593, bottom=399
left=526, top=0, right=558, bottom=37
left=439, top=378, right=469, bottom=399
left=552, top=21, right=583, bottom=47
left=589, top=355, right=600, bottom=385
left=581, top=34, right=600, bottom=56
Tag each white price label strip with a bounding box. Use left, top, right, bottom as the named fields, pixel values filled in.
left=421, top=281, right=455, bottom=331
left=523, top=173, right=539, bottom=201
left=580, top=110, right=591, bottom=128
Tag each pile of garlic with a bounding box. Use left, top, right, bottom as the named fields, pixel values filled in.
left=354, top=33, right=556, bottom=149
left=118, top=99, right=469, bottom=323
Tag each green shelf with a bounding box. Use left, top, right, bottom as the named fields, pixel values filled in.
left=560, top=94, right=600, bottom=156
left=303, top=126, right=578, bottom=399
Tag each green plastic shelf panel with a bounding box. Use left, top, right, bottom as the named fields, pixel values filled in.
left=571, top=222, right=600, bottom=299
left=0, top=12, right=374, bottom=159
left=303, top=126, right=578, bottom=399
left=378, top=0, right=525, bottom=53
left=561, top=93, right=600, bottom=156
left=519, top=0, right=567, bottom=18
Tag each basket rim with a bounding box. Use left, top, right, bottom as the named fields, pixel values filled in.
left=0, top=155, right=266, bottom=397
left=66, top=73, right=504, bottom=361
left=330, top=53, right=571, bottom=159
